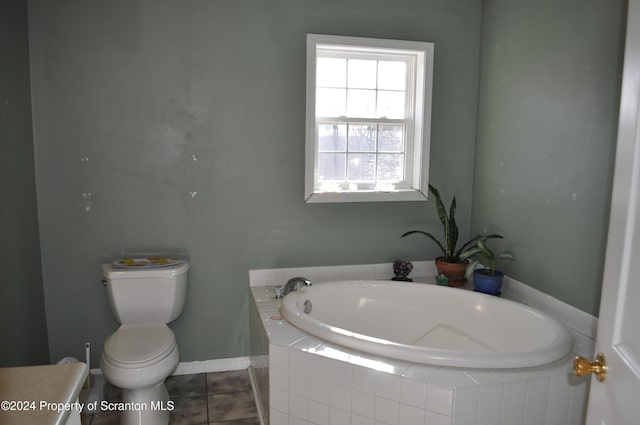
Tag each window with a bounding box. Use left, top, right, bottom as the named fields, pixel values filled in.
left=305, top=34, right=434, bottom=203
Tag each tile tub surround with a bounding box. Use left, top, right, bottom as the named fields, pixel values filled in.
left=249, top=261, right=596, bottom=425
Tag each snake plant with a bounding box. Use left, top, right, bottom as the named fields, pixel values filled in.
left=402, top=184, right=502, bottom=263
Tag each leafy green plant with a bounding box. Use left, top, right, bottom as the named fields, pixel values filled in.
left=459, top=238, right=515, bottom=279
left=402, top=184, right=502, bottom=263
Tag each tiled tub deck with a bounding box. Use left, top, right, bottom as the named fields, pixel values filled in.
left=248, top=262, right=595, bottom=425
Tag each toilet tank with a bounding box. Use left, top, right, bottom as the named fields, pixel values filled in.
left=102, top=261, right=189, bottom=324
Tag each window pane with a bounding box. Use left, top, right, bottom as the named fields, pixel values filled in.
left=348, top=125, right=376, bottom=152
left=378, top=125, right=404, bottom=152
left=348, top=153, right=376, bottom=181
left=317, top=57, right=346, bottom=87
left=316, top=88, right=346, bottom=117
left=318, top=124, right=346, bottom=151
left=378, top=61, right=406, bottom=90
left=348, top=59, right=377, bottom=89
left=318, top=153, right=346, bottom=181
left=347, top=89, right=376, bottom=117
left=306, top=34, right=434, bottom=202
left=377, top=154, right=404, bottom=181
left=377, top=90, right=405, bottom=119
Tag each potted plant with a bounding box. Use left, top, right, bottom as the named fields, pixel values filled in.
left=402, top=184, right=502, bottom=287
left=459, top=238, right=515, bottom=295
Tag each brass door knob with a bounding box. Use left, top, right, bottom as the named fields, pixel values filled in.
left=574, top=352, right=607, bottom=382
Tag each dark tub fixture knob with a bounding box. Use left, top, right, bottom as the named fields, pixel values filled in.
left=303, top=300, right=312, bottom=314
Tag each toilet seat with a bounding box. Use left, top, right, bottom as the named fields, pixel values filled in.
left=103, top=324, right=176, bottom=368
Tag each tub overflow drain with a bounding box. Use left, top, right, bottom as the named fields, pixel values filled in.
left=303, top=300, right=312, bottom=314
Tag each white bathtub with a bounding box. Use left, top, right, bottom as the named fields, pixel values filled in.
left=280, top=280, right=572, bottom=368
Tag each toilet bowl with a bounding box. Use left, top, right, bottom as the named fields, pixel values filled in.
left=101, top=325, right=179, bottom=425
left=100, top=260, right=189, bottom=425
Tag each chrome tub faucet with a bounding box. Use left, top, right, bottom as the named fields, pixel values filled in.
left=275, top=277, right=312, bottom=299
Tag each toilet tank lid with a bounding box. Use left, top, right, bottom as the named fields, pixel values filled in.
left=102, top=261, right=189, bottom=279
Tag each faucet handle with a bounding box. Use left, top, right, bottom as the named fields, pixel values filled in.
left=274, top=285, right=284, bottom=299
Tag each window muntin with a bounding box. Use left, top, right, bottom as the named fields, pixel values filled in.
left=305, top=34, right=433, bottom=202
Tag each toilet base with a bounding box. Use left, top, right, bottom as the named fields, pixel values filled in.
left=119, top=381, right=171, bottom=425
left=101, top=344, right=179, bottom=425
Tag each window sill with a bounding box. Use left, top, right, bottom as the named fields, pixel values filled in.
left=305, top=188, right=427, bottom=203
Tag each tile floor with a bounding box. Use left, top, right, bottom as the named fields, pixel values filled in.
left=82, top=370, right=260, bottom=425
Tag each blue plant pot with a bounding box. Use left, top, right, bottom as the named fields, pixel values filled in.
left=472, top=269, right=504, bottom=296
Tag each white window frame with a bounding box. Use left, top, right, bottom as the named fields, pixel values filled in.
left=305, top=34, right=434, bottom=203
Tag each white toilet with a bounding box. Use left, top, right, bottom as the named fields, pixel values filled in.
left=100, top=260, right=189, bottom=425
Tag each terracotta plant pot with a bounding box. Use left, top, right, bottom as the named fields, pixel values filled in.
left=435, top=257, right=469, bottom=287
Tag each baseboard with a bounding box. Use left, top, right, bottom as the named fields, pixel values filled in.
left=173, top=357, right=250, bottom=375
left=89, top=356, right=251, bottom=377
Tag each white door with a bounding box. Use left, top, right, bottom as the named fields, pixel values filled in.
left=585, top=0, right=640, bottom=423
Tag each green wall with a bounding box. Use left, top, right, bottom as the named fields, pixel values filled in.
left=473, top=0, right=626, bottom=315
left=23, top=0, right=627, bottom=365
left=0, top=0, right=50, bottom=366
left=28, top=0, right=482, bottom=364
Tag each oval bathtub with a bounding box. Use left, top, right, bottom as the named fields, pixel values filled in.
left=280, top=280, right=572, bottom=369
